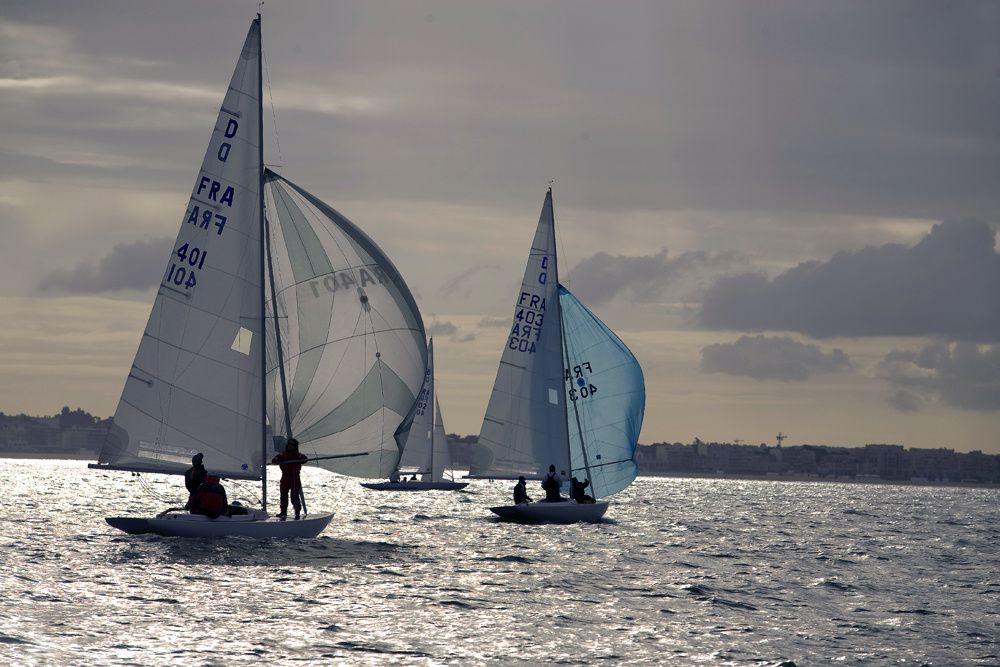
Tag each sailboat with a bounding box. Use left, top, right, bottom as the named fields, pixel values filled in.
left=468, top=189, right=645, bottom=523
left=89, top=16, right=427, bottom=538
left=361, top=339, right=468, bottom=491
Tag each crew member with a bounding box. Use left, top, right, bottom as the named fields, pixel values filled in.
left=272, top=438, right=308, bottom=519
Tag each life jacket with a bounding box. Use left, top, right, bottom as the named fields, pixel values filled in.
left=192, top=476, right=228, bottom=518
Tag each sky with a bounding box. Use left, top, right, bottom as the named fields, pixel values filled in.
left=1, top=0, right=998, bottom=454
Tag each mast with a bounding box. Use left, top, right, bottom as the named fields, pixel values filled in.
left=551, top=188, right=596, bottom=495
left=265, top=213, right=293, bottom=438
left=256, top=13, right=268, bottom=510
left=428, top=339, right=437, bottom=481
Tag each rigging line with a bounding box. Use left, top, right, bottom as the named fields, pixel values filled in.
left=262, top=41, right=284, bottom=172
left=136, top=472, right=174, bottom=504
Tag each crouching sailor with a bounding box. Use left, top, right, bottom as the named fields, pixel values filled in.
left=189, top=475, right=229, bottom=519
left=513, top=476, right=532, bottom=504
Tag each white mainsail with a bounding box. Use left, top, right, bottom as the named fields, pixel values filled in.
left=470, top=190, right=570, bottom=480
left=430, top=394, right=451, bottom=481
left=396, top=339, right=455, bottom=481
left=397, top=339, right=436, bottom=476
left=96, top=21, right=264, bottom=480
left=263, top=171, right=427, bottom=479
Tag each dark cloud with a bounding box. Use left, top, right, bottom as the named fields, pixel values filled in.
left=877, top=341, right=1000, bottom=412
left=426, top=321, right=457, bottom=337
left=887, top=389, right=923, bottom=413
left=701, top=335, right=851, bottom=381
left=700, top=219, right=1000, bottom=341
left=438, top=265, right=500, bottom=300
left=37, top=237, right=171, bottom=293
left=567, top=249, right=744, bottom=306
left=2, top=2, right=998, bottom=219
left=477, top=316, right=509, bottom=328
left=426, top=320, right=475, bottom=343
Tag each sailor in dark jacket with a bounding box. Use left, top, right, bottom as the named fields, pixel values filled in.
left=541, top=464, right=565, bottom=502
left=570, top=476, right=594, bottom=504
left=184, top=453, right=207, bottom=510
left=513, top=476, right=532, bottom=504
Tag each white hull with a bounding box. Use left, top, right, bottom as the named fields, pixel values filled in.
left=361, top=480, right=468, bottom=491
left=490, top=500, right=609, bottom=524
left=105, top=510, right=334, bottom=538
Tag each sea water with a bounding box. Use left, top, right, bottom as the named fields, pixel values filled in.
left=0, top=459, right=996, bottom=666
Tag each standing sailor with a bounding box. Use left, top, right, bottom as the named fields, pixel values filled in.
left=271, top=438, right=308, bottom=519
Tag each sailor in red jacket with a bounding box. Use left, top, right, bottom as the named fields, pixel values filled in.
left=189, top=475, right=228, bottom=519
left=271, top=438, right=308, bottom=519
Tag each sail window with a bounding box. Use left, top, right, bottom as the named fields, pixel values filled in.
left=549, top=388, right=559, bottom=405
left=231, top=327, right=253, bottom=355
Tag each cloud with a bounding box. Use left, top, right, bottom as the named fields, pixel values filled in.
left=37, top=237, right=172, bottom=293
left=567, top=249, right=744, bottom=306
left=427, top=321, right=458, bottom=337
left=477, top=316, right=509, bottom=329
left=438, top=265, right=500, bottom=300
left=877, top=341, right=1000, bottom=412
left=701, top=335, right=851, bottom=382
left=426, top=319, right=476, bottom=343
left=699, top=219, right=1000, bottom=341
left=887, top=390, right=923, bottom=413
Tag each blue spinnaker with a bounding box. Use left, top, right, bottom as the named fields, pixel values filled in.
left=560, top=285, right=645, bottom=498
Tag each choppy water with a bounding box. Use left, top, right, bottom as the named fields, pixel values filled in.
left=0, top=459, right=997, bottom=666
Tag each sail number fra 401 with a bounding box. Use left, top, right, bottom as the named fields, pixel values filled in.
left=164, top=243, right=208, bottom=291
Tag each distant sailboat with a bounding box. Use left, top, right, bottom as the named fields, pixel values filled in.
left=362, top=339, right=468, bottom=491
left=468, top=189, right=644, bottom=523
left=89, top=15, right=427, bottom=537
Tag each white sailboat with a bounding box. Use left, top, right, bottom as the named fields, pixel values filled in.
left=362, top=339, right=468, bottom=491
left=90, top=16, right=428, bottom=538
left=468, top=189, right=645, bottom=523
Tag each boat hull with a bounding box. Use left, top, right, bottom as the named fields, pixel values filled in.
left=490, top=500, right=609, bottom=524
left=361, top=481, right=468, bottom=491
left=105, top=511, right=334, bottom=538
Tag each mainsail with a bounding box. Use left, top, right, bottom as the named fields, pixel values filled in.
left=471, top=190, right=570, bottom=480
left=263, top=170, right=426, bottom=479
left=397, top=339, right=436, bottom=476
left=95, top=22, right=264, bottom=480
left=430, top=395, right=451, bottom=481
left=560, top=285, right=644, bottom=498
left=396, top=339, right=455, bottom=481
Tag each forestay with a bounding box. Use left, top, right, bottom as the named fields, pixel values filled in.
left=560, top=286, right=644, bottom=498
left=263, top=170, right=426, bottom=479
left=96, top=23, right=264, bottom=480
left=471, top=190, right=570, bottom=480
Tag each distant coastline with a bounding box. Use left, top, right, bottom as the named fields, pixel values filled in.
left=638, top=470, right=998, bottom=490
left=4, top=453, right=996, bottom=490
left=2, top=407, right=998, bottom=486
